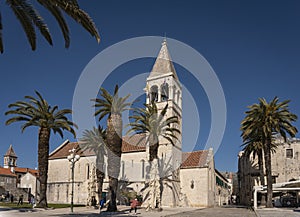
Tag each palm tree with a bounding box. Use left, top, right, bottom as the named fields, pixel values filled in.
left=128, top=102, right=180, bottom=210
left=0, top=0, right=100, bottom=53
left=242, top=140, right=265, bottom=185
left=80, top=126, right=107, bottom=206
left=241, top=97, right=297, bottom=207
left=5, top=91, right=77, bottom=208
left=92, top=85, right=130, bottom=212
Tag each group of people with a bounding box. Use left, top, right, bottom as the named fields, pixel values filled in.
left=98, top=197, right=140, bottom=214
left=16, top=194, right=35, bottom=206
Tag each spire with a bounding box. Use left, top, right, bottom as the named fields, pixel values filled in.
left=5, top=144, right=17, bottom=158
left=149, top=39, right=178, bottom=80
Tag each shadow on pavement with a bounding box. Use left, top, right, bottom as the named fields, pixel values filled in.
left=47, top=211, right=140, bottom=217
left=0, top=207, right=38, bottom=212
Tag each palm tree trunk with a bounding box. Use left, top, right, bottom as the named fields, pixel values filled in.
left=258, top=149, right=266, bottom=205
left=149, top=135, right=159, bottom=162
left=106, top=113, right=122, bottom=212
left=258, top=150, right=265, bottom=186
left=147, top=137, right=161, bottom=210
left=264, top=139, right=273, bottom=208
left=37, top=127, right=50, bottom=208
left=96, top=150, right=105, bottom=205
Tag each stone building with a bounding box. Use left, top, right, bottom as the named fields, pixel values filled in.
left=47, top=40, right=221, bottom=207
left=215, top=170, right=231, bottom=206
left=237, top=137, right=300, bottom=206
left=0, top=167, right=17, bottom=196
left=0, top=145, right=38, bottom=201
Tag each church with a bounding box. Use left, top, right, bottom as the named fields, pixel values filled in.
left=47, top=40, right=228, bottom=207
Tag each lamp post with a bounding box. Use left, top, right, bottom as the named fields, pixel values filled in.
left=67, top=148, right=80, bottom=213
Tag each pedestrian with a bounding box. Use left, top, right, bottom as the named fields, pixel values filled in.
left=130, top=198, right=139, bottom=214
left=17, top=195, right=23, bottom=205
left=10, top=194, right=14, bottom=203
left=28, top=194, right=32, bottom=204
left=30, top=196, right=36, bottom=207
left=100, top=198, right=105, bottom=210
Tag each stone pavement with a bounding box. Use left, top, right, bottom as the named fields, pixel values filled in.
left=255, top=207, right=300, bottom=217
left=166, top=206, right=256, bottom=217
left=7, top=205, right=300, bottom=217
left=0, top=205, right=200, bottom=217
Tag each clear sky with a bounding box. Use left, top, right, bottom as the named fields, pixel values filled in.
left=1, top=0, right=300, bottom=172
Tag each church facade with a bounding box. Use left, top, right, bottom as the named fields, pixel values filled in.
left=47, top=41, right=220, bottom=207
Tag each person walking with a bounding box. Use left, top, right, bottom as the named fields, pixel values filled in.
left=30, top=196, right=36, bottom=208
left=130, top=198, right=139, bottom=214
left=17, top=195, right=23, bottom=205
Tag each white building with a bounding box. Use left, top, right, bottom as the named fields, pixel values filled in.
left=47, top=40, right=222, bottom=207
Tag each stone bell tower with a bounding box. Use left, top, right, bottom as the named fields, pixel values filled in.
left=4, top=144, right=17, bottom=168
left=145, top=40, right=182, bottom=207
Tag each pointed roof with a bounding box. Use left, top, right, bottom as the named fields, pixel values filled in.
left=149, top=39, right=178, bottom=80
left=4, top=144, right=17, bottom=158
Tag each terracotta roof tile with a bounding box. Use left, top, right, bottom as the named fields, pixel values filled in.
left=122, top=134, right=146, bottom=153
left=49, top=134, right=147, bottom=159
left=181, top=150, right=209, bottom=169
left=14, top=167, right=38, bottom=175
left=49, top=142, right=94, bottom=160
left=0, top=168, right=17, bottom=177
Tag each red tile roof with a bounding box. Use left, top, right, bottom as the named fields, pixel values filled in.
left=122, top=134, right=146, bottom=153
left=49, top=141, right=96, bottom=160
left=181, top=150, right=209, bottom=169
left=0, top=168, right=17, bottom=177
left=14, top=167, right=38, bottom=175
left=49, top=134, right=147, bottom=159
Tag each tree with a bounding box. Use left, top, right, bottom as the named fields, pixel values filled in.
left=0, top=0, right=100, bottom=53
left=5, top=91, right=77, bottom=208
left=92, top=85, right=130, bottom=212
left=80, top=126, right=107, bottom=206
left=241, top=97, right=297, bottom=207
left=128, top=102, right=180, bottom=210
left=242, top=140, right=265, bottom=186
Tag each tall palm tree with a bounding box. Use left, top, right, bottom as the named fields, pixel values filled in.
left=80, top=126, right=107, bottom=206
left=92, top=85, right=130, bottom=212
left=241, top=97, right=297, bottom=207
left=0, top=0, right=100, bottom=53
left=5, top=91, right=77, bottom=208
left=128, top=102, right=180, bottom=210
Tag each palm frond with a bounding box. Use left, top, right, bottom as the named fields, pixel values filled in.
left=7, top=0, right=36, bottom=50
left=37, top=0, right=70, bottom=47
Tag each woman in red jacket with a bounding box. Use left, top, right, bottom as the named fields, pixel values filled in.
left=130, top=198, right=139, bottom=214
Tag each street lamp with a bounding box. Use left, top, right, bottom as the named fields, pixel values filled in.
left=67, top=148, right=80, bottom=213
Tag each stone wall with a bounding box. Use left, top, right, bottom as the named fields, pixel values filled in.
left=237, top=138, right=300, bottom=206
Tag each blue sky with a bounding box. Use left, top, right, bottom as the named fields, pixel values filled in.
left=1, top=0, right=300, bottom=172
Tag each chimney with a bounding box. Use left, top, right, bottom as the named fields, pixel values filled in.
left=11, top=167, right=15, bottom=173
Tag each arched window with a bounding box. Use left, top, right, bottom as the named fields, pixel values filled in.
left=150, top=85, right=158, bottom=102
left=141, top=160, right=145, bottom=178
left=161, top=83, right=169, bottom=101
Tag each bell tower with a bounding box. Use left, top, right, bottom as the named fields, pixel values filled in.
left=4, top=144, right=17, bottom=168
left=145, top=39, right=182, bottom=171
